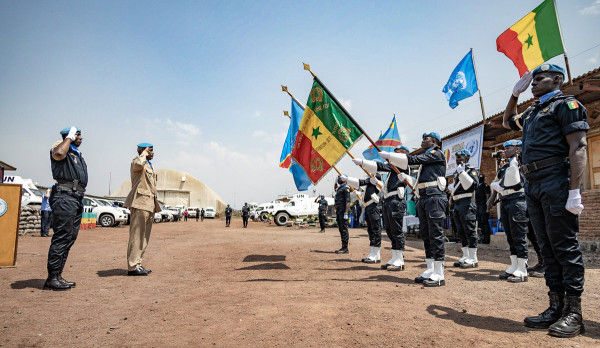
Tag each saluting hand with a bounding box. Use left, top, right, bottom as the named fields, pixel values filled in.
left=512, top=71, right=533, bottom=98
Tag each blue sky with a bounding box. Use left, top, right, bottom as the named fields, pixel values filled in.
left=1, top=0, right=599, bottom=207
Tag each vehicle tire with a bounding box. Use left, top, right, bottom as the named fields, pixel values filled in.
left=154, top=217, right=161, bottom=223
left=260, top=212, right=271, bottom=222
left=274, top=212, right=290, bottom=226
left=99, top=214, right=115, bottom=228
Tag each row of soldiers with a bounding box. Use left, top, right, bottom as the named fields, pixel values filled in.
left=328, top=64, right=587, bottom=338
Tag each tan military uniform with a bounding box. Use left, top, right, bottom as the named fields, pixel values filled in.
left=124, top=152, right=161, bottom=271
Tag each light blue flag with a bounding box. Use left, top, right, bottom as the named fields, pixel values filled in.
left=362, top=116, right=402, bottom=162
left=443, top=50, right=478, bottom=109
left=281, top=98, right=312, bottom=191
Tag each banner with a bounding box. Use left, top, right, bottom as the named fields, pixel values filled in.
left=442, top=125, right=483, bottom=176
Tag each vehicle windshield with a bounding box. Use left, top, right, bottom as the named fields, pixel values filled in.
left=206, top=208, right=214, bottom=212
left=96, top=200, right=113, bottom=207
left=30, top=188, right=44, bottom=196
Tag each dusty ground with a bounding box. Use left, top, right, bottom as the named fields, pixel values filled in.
left=1, top=218, right=599, bottom=347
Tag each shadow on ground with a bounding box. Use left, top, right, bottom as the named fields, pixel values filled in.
left=236, top=263, right=290, bottom=270
left=243, top=255, right=286, bottom=262
left=447, top=268, right=505, bottom=282
left=332, top=274, right=417, bottom=285
left=97, top=269, right=128, bottom=277
left=10, top=279, right=45, bottom=290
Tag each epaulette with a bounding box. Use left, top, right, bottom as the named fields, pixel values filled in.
left=51, top=140, right=62, bottom=150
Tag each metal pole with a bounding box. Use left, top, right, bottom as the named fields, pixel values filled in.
left=470, top=48, right=486, bottom=124
left=553, top=0, right=573, bottom=85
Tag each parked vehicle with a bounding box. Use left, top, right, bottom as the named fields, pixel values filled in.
left=270, top=194, right=334, bottom=226
left=154, top=212, right=162, bottom=223
left=186, top=207, right=199, bottom=218
left=204, top=207, right=216, bottom=218
left=158, top=203, right=174, bottom=222
left=82, top=197, right=128, bottom=227
left=164, top=205, right=183, bottom=221
left=256, top=201, right=285, bottom=222
left=98, top=199, right=130, bottom=226
left=2, top=175, right=43, bottom=206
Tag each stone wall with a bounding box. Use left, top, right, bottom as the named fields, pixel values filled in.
left=19, top=205, right=41, bottom=236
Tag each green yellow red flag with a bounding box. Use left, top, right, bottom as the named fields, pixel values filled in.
left=496, top=0, right=564, bottom=76
left=291, top=78, right=363, bottom=184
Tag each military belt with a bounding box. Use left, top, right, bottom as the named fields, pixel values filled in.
left=417, top=181, right=437, bottom=189
left=452, top=192, right=474, bottom=201
left=56, top=180, right=86, bottom=193
left=521, top=156, right=567, bottom=175
left=499, top=188, right=524, bottom=196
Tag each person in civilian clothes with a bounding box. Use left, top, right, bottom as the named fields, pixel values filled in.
left=40, top=186, right=52, bottom=237
left=381, top=132, right=447, bottom=287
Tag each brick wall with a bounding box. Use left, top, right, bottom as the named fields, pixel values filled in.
left=579, top=189, right=600, bottom=251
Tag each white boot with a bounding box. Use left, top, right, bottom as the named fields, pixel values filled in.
left=454, top=247, right=468, bottom=267
left=414, top=258, right=434, bottom=283
left=363, top=246, right=381, bottom=264
left=508, top=258, right=529, bottom=283
left=382, top=250, right=396, bottom=269
left=500, top=255, right=518, bottom=279
left=423, top=261, right=445, bottom=287
left=373, top=246, right=381, bottom=261
left=388, top=250, right=404, bottom=271
left=461, top=248, right=478, bottom=268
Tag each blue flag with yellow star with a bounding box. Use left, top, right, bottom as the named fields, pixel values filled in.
left=280, top=97, right=312, bottom=191
left=362, top=116, right=402, bottom=162
left=442, top=50, right=478, bottom=109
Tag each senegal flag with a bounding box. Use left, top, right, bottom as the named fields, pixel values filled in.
left=291, top=78, right=363, bottom=185
left=496, top=0, right=564, bottom=76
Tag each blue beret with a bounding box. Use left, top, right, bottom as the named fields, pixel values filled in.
left=532, top=63, right=565, bottom=77
left=59, top=127, right=80, bottom=135
left=504, top=139, right=522, bottom=147
left=455, top=149, right=471, bottom=157
left=137, top=142, right=153, bottom=148
left=423, top=132, right=441, bottom=142
left=395, top=145, right=410, bottom=152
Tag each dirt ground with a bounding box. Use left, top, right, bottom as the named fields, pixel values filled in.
left=1, top=218, right=599, bottom=347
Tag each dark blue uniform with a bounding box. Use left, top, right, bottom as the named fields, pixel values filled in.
left=242, top=205, right=249, bottom=228
left=474, top=181, right=491, bottom=243
left=317, top=198, right=328, bottom=231
left=225, top=206, right=232, bottom=226
left=508, top=91, right=588, bottom=297
left=48, top=144, right=87, bottom=278
left=376, top=162, right=409, bottom=251
left=452, top=165, right=479, bottom=249
left=334, top=183, right=351, bottom=250
left=495, top=160, right=528, bottom=259
left=408, top=147, right=447, bottom=261
left=358, top=178, right=382, bottom=248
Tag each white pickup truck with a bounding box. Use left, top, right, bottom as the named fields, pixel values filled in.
left=2, top=175, right=43, bottom=206
left=270, top=194, right=334, bottom=226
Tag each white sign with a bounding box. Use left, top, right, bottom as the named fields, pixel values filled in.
left=442, top=125, right=483, bottom=176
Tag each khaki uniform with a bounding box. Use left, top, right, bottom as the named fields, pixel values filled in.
left=124, top=153, right=160, bottom=271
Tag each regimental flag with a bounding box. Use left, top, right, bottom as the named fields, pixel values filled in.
left=442, top=50, right=479, bottom=109
left=279, top=98, right=312, bottom=191
left=362, top=116, right=402, bottom=162
left=496, top=0, right=564, bottom=76
left=291, top=79, right=363, bottom=185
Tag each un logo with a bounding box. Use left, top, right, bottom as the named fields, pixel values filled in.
left=447, top=71, right=467, bottom=92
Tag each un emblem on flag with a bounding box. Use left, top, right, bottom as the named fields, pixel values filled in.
left=311, top=87, right=324, bottom=103
left=447, top=71, right=467, bottom=92
left=310, top=158, right=324, bottom=172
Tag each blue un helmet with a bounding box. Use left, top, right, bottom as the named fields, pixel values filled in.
left=531, top=63, right=565, bottom=78
left=503, top=139, right=522, bottom=147
left=455, top=149, right=471, bottom=157
left=422, top=132, right=441, bottom=142
left=394, top=144, right=410, bottom=152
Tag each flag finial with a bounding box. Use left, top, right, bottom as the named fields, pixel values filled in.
left=303, top=62, right=316, bottom=78
left=281, top=85, right=288, bottom=92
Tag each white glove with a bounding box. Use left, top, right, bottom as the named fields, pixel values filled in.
left=456, top=164, right=465, bottom=174
left=565, top=189, right=584, bottom=215
left=379, top=151, right=391, bottom=160
left=66, top=126, right=78, bottom=141
left=339, top=175, right=348, bottom=182
left=512, top=71, right=533, bottom=97
left=369, top=177, right=378, bottom=185
left=352, top=159, right=363, bottom=166
left=343, top=213, right=348, bottom=220
left=490, top=181, right=503, bottom=193
left=397, top=173, right=409, bottom=182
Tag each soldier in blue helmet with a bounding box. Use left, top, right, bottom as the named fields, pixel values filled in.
left=333, top=175, right=351, bottom=253
left=380, top=132, right=448, bottom=287
left=450, top=149, right=480, bottom=269
left=352, top=144, right=412, bottom=271
left=504, top=63, right=588, bottom=337
left=44, top=126, right=87, bottom=290
left=488, top=140, right=529, bottom=283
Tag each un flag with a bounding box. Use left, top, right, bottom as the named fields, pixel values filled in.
left=443, top=50, right=478, bottom=109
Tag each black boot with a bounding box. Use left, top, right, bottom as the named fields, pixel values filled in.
left=335, top=244, right=348, bottom=254
left=524, top=291, right=563, bottom=329
left=58, top=274, right=76, bottom=288
left=43, top=273, right=71, bottom=291
left=548, top=296, right=585, bottom=338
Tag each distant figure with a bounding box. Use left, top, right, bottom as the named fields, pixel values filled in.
left=200, top=208, right=205, bottom=222
left=225, top=204, right=232, bottom=227
left=184, top=210, right=188, bottom=221
left=195, top=208, right=199, bottom=222
left=124, top=143, right=161, bottom=276
left=40, top=186, right=52, bottom=237
left=315, top=195, right=328, bottom=232
left=242, top=203, right=250, bottom=228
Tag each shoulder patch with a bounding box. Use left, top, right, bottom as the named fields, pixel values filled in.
left=567, top=101, right=579, bottom=110
left=429, top=150, right=436, bottom=154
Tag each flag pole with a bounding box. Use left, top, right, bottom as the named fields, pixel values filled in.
left=553, top=0, right=573, bottom=85
left=282, top=85, right=383, bottom=190
left=470, top=48, right=487, bottom=125
left=302, top=63, right=414, bottom=190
